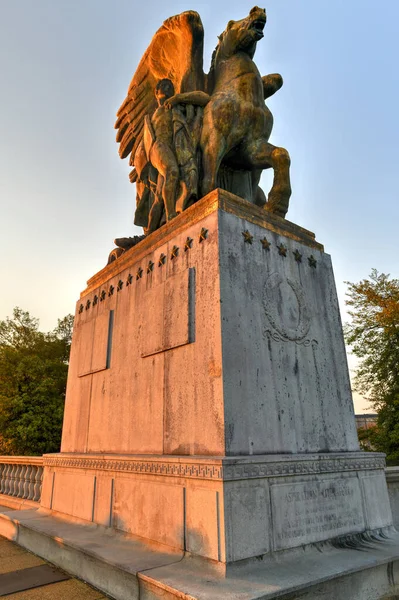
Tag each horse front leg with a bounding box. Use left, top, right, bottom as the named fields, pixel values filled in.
left=200, top=130, right=227, bottom=198
left=246, top=140, right=292, bottom=218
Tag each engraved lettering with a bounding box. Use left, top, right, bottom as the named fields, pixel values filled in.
left=272, top=479, right=365, bottom=550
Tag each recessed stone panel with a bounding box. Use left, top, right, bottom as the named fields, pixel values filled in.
left=113, top=478, right=184, bottom=549
left=77, top=312, right=112, bottom=377
left=359, top=472, right=392, bottom=530
left=186, top=487, right=220, bottom=561
left=91, top=311, right=112, bottom=373
left=141, top=268, right=195, bottom=357
left=271, top=477, right=365, bottom=551
left=225, top=479, right=270, bottom=561
left=77, top=320, right=95, bottom=376
left=51, top=471, right=95, bottom=522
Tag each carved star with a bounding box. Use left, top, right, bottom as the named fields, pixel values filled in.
left=171, top=245, right=179, bottom=259
left=242, top=230, right=253, bottom=244
left=85, top=299, right=91, bottom=310
left=260, top=237, right=271, bottom=250
left=158, top=253, right=166, bottom=267
left=126, top=273, right=133, bottom=286
left=100, top=290, right=106, bottom=302
left=147, top=260, right=154, bottom=273
left=78, top=304, right=84, bottom=314
left=277, top=243, right=287, bottom=257
left=199, top=228, right=208, bottom=243
left=184, top=237, right=193, bottom=251
left=136, top=267, right=143, bottom=280
left=308, top=255, right=317, bottom=268
left=93, top=295, right=98, bottom=306
left=108, top=285, right=115, bottom=296
left=293, top=249, right=302, bottom=263
left=117, top=280, right=123, bottom=291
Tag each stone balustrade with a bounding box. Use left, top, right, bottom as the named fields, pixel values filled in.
left=0, top=457, right=43, bottom=503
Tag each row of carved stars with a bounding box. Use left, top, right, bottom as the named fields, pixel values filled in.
left=78, top=227, right=209, bottom=314
left=241, top=229, right=318, bottom=267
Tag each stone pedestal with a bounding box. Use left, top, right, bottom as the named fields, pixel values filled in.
left=41, top=189, right=392, bottom=565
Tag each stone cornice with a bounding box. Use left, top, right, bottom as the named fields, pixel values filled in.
left=43, top=453, right=385, bottom=481
left=82, top=189, right=323, bottom=297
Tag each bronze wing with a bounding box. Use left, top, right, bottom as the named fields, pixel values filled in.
left=115, top=11, right=205, bottom=166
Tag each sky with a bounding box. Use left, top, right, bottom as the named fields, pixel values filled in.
left=0, top=0, right=398, bottom=413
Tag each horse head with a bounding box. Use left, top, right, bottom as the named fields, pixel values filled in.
left=214, top=6, right=266, bottom=65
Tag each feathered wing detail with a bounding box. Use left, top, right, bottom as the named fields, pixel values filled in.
left=115, top=11, right=205, bottom=164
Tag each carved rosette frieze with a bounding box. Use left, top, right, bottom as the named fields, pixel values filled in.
left=43, top=454, right=386, bottom=481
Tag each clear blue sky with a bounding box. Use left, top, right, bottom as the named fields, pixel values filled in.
left=1, top=1, right=398, bottom=412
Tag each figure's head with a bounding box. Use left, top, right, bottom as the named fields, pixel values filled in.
left=155, top=79, right=175, bottom=105
left=217, top=6, right=266, bottom=59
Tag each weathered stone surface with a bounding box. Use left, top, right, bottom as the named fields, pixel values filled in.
left=61, top=190, right=347, bottom=458
left=218, top=207, right=359, bottom=455
left=43, top=190, right=392, bottom=568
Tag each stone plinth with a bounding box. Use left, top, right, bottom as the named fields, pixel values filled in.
left=41, top=451, right=391, bottom=564
left=41, top=189, right=392, bottom=564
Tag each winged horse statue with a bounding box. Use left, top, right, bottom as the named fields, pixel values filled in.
left=115, top=7, right=291, bottom=238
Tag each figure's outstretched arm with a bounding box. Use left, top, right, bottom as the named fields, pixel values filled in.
left=165, top=91, right=211, bottom=109
left=262, top=74, right=283, bottom=99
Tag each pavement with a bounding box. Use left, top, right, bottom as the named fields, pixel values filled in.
left=0, top=536, right=109, bottom=599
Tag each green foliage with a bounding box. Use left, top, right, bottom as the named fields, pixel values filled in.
left=0, top=308, right=73, bottom=456
left=357, top=426, right=377, bottom=452
left=345, top=270, right=399, bottom=463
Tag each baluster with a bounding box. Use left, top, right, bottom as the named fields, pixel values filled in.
left=9, top=464, right=14, bottom=496
left=8, top=465, right=16, bottom=496
left=3, top=464, right=10, bottom=495
left=12, top=465, right=20, bottom=497
left=10, top=464, right=16, bottom=496
left=0, top=464, right=4, bottom=494
left=33, top=466, right=43, bottom=502
left=28, top=466, right=36, bottom=500
left=6, top=464, right=13, bottom=495
left=23, top=465, right=32, bottom=500
left=5, top=464, right=11, bottom=495
left=13, top=465, right=19, bottom=497
left=18, top=465, right=26, bottom=499
left=14, top=464, right=20, bottom=496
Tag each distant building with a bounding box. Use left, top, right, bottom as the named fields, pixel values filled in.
left=355, top=413, right=378, bottom=431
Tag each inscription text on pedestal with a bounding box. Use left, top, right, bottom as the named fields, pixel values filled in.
left=271, top=478, right=365, bottom=550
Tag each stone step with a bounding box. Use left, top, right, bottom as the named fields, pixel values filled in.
left=1, top=506, right=399, bottom=599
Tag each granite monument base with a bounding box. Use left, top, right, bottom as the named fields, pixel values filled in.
left=41, top=451, right=391, bottom=565
left=32, top=189, right=394, bottom=595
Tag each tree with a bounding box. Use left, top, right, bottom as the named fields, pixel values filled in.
left=345, top=270, right=399, bottom=464
left=0, top=308, right=73, bottom=456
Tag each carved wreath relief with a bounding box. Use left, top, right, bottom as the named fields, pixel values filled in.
left=263, top=272, right=312, bottom=345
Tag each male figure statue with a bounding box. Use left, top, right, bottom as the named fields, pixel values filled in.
left=142, top=79, right=210, bottom=232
